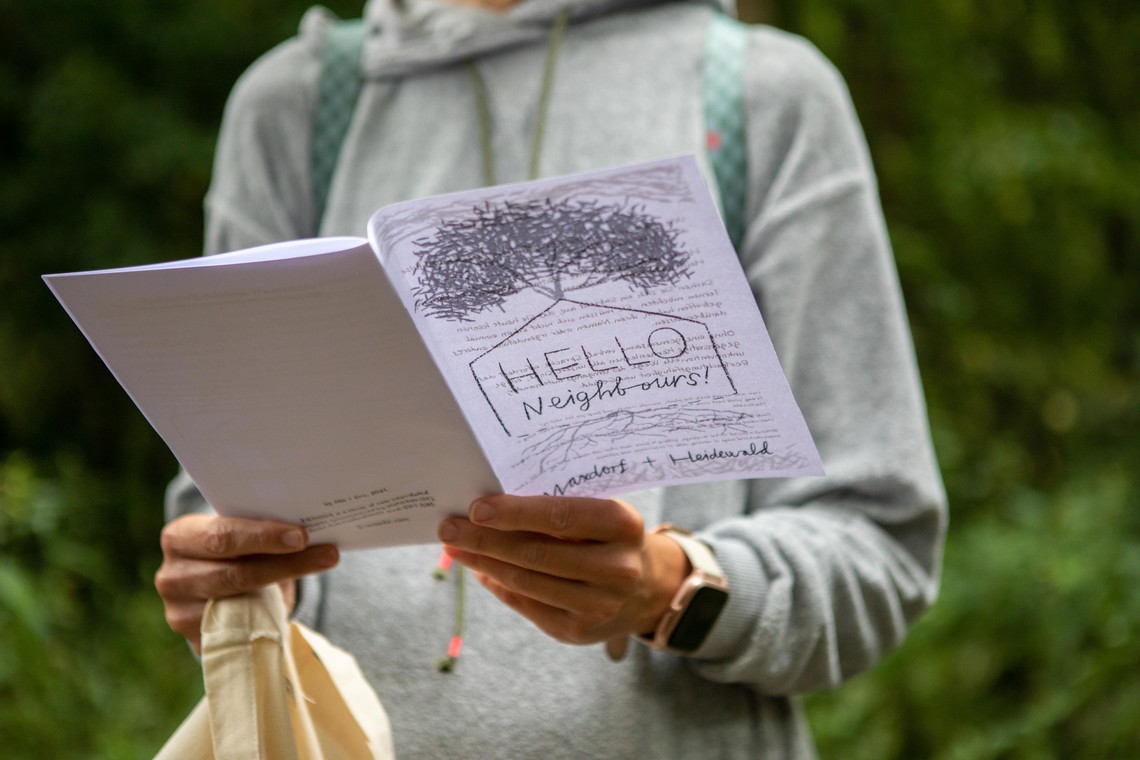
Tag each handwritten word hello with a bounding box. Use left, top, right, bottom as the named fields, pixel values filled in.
left=498, top=327, right=690, bottom=394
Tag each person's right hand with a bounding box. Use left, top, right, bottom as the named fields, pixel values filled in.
left=155, top=514, right=340, bottom=652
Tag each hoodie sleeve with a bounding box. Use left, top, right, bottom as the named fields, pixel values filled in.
left=685, top=28, right=947, bottom=694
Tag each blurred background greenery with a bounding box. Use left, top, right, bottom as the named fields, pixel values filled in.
left=0, top=0, right=1136, bottom=757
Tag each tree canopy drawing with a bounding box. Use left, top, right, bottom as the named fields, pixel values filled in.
left=411, top=198, right=692, bottom=322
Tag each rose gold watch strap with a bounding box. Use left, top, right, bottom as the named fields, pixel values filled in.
left=655, top=526, right=725, bottom=582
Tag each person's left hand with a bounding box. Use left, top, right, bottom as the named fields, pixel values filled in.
left=437, top=494, right=689, bottom=646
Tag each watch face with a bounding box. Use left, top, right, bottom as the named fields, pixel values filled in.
left=667, top=585, right=729, bottom=652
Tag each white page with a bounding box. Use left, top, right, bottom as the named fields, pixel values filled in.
left=45, top=238, right=499, bottom=549
left=368, top=155, right=823, bottom=498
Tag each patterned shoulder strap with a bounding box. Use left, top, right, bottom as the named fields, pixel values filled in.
left=311, top=18, right=367, bottom=232
left=703, top=13, right=750, bottom=252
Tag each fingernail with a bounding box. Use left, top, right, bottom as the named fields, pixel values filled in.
left=471, top=501, right=496, bottom=524
left=438, top=520, right=459, bottom=543
left=318, top=546, right=339, bottom=567
left=282, top=529, right=306, bottom=549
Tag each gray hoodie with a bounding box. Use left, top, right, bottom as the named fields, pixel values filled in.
left=170, top=0, right=947, bottom=756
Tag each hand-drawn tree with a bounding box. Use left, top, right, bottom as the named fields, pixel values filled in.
left=412, top=198, right=692, bottom=322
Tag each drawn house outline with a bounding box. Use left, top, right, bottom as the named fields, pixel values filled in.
left=469, top=299, right=737, bottom=436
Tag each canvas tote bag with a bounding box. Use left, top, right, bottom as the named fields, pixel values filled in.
left=155, top=584, right=394, bottom=759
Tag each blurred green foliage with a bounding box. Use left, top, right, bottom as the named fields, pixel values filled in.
left=0, top=0, right=1136, bottom=757
left=0, top=1, right=363, bottom=756
left=760, top=1, right=1140, bottom=757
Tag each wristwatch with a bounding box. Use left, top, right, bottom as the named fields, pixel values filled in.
left=641, top=525, right=730, bottom=654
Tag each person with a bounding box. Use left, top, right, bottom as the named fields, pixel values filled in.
left=156, top=0, right=948, bottom=756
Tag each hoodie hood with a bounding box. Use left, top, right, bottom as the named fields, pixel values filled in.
left=361, top=0, right=727, bottom=78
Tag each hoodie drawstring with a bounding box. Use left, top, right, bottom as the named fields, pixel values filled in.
left=435, top=7, right=571, bottom=673
left=467, top=7, right=570, bottom=185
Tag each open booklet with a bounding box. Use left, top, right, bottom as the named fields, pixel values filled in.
left=44, top=155, right=822, bottom=550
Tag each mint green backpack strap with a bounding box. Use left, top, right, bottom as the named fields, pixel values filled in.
left=312, top=18, right=367, bottom=232
left=703, top=13, right=750, bottom=252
